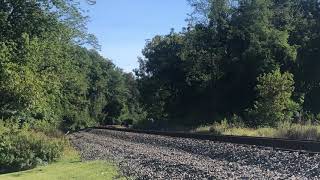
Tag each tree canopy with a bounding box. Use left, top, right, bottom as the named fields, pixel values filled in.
left=2, top=0, right=320, bottom=130
left=136, top=0, right=320, bottom=127
left=0, top=0, right=144, bottom=130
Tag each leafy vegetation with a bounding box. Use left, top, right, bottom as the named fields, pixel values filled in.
left=248, top=69, right=300, bottom=127
left=0, top=121, right=65, bottom=173
left=0, top=0, right=144, bottom=130
left=194, top=120, right=320, bottom=141
left=2, top=0, right=320, bottom=175
left=135, top=0, right=320, bottom=129
left=0, top=0, right=143, bottom=173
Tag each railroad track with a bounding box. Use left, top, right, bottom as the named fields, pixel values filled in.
left=89, top=126, right=320, bottom=154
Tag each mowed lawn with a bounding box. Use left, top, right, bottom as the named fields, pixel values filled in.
left=0, top=148, right=125, bottom=180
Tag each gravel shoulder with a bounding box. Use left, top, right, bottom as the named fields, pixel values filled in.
left=69, top=129, right=320, bottom=179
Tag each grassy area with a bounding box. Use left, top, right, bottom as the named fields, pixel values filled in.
left=194, top=120, right=320, bottom=140
left=0, top=147, right=126, bottom=180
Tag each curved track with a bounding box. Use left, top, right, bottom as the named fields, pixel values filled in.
left=92, top=126, right=320, bottom=153
left=70, top=128, right=320, bottom=179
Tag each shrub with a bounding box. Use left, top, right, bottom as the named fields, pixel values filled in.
left=0, top=121, right=65, bottom=173
left=249, top=69, right=300, bottom=127
left=229, top=114, right=245, bottom=127
left=192, top=118, right=245, bottom=135
left=27, top=120, right=63, bottom=137
left=133, top=118, right=170, bottom=130
left=62, top=109, right=97, bottom=131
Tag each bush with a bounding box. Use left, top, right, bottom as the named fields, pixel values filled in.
left=249, top=69, right=300, bottom=127
left=62, top=109, right=97, bottom=131
left=133, top=118, right=169, bottom=130
left=27, top=120, right=63, bottom=137
left=0, top=121, right=65, bottom=173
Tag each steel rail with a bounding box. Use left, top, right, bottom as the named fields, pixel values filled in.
left=88, top=126, right=320, bottom=154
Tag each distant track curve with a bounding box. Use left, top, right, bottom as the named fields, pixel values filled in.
left=90, top=126, right=320, bottom=153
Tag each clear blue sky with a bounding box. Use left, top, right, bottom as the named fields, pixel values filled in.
left=81, top=0, right=192, bottom=72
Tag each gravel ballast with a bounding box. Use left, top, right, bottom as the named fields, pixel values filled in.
left=69, top=129, right=320, bottom=179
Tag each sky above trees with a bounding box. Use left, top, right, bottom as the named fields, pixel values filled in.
left=81, top=0, right=191, bottom=72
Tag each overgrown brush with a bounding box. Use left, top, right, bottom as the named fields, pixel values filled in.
left=195, top=120, right=320, bottom=140
left=274, top=121, right=320, bottom=140
left=0, top=121, right=65, bottom=173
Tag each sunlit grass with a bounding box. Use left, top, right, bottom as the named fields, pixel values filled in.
left=0, top=147, right=126, bottom=180
left=194, top=121, right=320, bottom=140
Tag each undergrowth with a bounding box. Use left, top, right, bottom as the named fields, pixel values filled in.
left=194, top=120, right=320, bottom=140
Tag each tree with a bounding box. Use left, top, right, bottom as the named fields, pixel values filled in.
left=135, top=32, right=186, bottom=125
left=291, top=0, right=320, bottom=114
left=0, top=0, right=143, bottom=131
left=136, top=0, right=302, bottom=126
left=249, top=69, right=300, bottom=127
left=0, top=0, right=98, bottom=47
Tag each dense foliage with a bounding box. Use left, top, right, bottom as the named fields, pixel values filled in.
left=0, top=0, right=143, bottom=130
left=2, top=0, right=320, bottom=172
left=0, top=0, right=145, bottom=173
left=248, top=69, right=299, bottom=127
left=0, top=122, right=64, bottom=173
left=136, top=0, right=320, bottom=127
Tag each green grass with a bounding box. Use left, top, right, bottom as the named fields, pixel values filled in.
left=0, top=147, right=126, bottom=180
left=193, top=121, right=320, bottom=140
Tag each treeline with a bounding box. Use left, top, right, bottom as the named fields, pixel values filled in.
left=0, top=0, right=146, bottom=172
left=135, top=0, right=320, bottom=128
left=2, top=0, right=320, bottom=131
left=0, top=0, right=143, bottom=131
